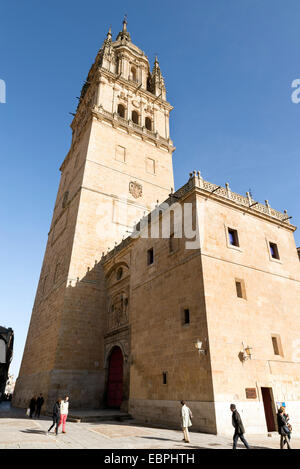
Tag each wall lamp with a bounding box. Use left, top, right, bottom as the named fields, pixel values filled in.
left=241, top=342, right=252, bottom=361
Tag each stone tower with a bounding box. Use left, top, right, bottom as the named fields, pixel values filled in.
left=14, top=19, right=175, bottom=409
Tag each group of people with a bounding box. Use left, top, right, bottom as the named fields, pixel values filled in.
left=180, top=401, right=293, bottom=449
left=28, top=393, right=44, bottom=418
left=28, top=394, right=69, bottom=435
left=48, top=396, right=69, bottom=435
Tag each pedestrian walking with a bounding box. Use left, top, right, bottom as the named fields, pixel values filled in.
left=277, top=407, right=291, bottom=449
left=35, top=393, right=44, bottom=418
left=59, top=396, right=69, bottom=433
left=230, top=404, right=250, bottom=449
left=48, top=398, right=61, bottom=435
left=180, top=400, right=192, bottom=443
left=28, top=396, right=37, bottom=419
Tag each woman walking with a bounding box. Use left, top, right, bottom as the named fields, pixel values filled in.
left=59, top=396, right=69, bottom=434
left=48, top=398, right=61, bottom=435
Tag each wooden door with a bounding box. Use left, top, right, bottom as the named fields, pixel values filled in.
left=107, top=347, right=123, bottom=408
left=261, top=387, right=276, bottom=431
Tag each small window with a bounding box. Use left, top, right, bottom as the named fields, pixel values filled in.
left=183, top=309, right=190, bottom=325
left=147, top=248, right=154, bottom=265
left=271, top=335, right=282, bottom=356
left=146, top=157, right=155, bottom=174
left=269, top=242, right=280, bottom=260
left=162, top=372, right=167, bottom=385
left=235, top=278, right=246, bottom=299
left=145, top=117, right=152, bottom=131
left=115, top=145, right=126, bottom=163
left=117, top=104, right=126, bottom=118
left=228, top=228, right=239, bottom=247
left=236, top=281, right=243, bottom=298
left=116, top=267, right=123, bottom=280
left=132, top=111, right=139, bottom=124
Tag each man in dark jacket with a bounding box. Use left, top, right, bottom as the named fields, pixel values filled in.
left=35, top=393, right=44, bottom=418
left=48, top=398, right=61, bottom=435
left=230, top=404, right=250, bottom=449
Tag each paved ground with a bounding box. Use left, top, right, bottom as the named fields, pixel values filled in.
left=0, top=403, right=299, bottom=449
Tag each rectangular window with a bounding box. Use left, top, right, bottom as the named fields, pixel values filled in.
left=115, top=145, right=126, bottom=163
left=147, top=248, right=154, bottom=265
left=236, top=281, right=243, bottom=298
left=146, top=157, right=155, bottom=174
left=272, top=335, right=281, bottom=356
left=184, top=309, right=190, bottom=324
left=269, top=242, right=280, bottom=260
left=235, top=278, right=246, bottom=299
left=228, top=228, right=239, bottom=247
left=162, top=372, right=167, bottom=385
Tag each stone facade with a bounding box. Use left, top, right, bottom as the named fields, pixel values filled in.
left=14, top=21, right=300, bottom=435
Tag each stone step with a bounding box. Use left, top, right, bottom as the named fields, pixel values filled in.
left=60, top=409, right=133, bottom=423
left=69, top=414, right=133, bottom=423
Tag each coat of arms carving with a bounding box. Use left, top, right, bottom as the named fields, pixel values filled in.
left=129, top=181, right=142, bottom=198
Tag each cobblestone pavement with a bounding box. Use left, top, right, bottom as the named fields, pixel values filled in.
left=0, top=404, right=299, bottom=449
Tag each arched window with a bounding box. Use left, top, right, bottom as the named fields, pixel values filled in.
left=145, top=117, right=152, bottom=131
left=130, top=66, right=137, bottom=82
left=117, top=104, right=126, bottom=118
left=116, top=267, right=123, bottom=280
left=132, top=111, right=139, bottom=124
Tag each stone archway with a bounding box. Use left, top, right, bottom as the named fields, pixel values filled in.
left=106, top=346, right=123, bottom=408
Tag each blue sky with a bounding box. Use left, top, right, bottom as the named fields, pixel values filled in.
left=1, top=0, right=300, bottom=378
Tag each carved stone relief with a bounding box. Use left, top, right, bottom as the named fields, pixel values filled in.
left=107, top=292, right=129, bottom=331
left=129, top=181, right=142, bottom=198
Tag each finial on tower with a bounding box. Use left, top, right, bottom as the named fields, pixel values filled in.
left=123, top=14, right=128, bottom=31
left=116, top=14, right=131, bottom=42
left=107, top=26, right=112, bottom=40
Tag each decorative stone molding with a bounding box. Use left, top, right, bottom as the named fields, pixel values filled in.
left=107, top=292, right=129, bottom=332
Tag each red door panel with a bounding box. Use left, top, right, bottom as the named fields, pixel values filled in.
left=261, top=387, right=276, bottom=432
left=107, top=347, right=123, bottom=408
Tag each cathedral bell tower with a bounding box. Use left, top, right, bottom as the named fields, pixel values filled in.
left=14, top=20, right=175, bottom=409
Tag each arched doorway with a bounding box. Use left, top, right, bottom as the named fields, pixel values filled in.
left=107, top=346, right=123, bottom=408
